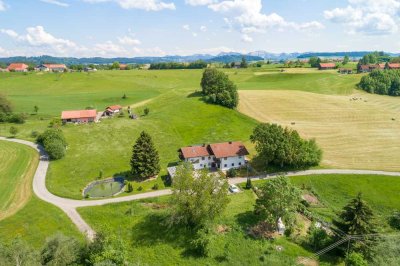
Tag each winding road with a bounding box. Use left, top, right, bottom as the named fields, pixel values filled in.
left=2, top=136, right=400, bottom=240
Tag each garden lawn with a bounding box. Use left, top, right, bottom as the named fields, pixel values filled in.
left=0, top=140, right=38, bottom=220
left=78, top=190, right=316, bottom=265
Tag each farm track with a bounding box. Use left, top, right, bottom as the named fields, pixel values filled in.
left=2, top=136, right=400, bottom=240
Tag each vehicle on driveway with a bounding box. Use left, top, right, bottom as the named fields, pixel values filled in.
left=229, top=184, right=240, bottom=193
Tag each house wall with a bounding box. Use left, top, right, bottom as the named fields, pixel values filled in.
left=219, top=156, right=246, bottom=171
left=185, top=155, right=216, bottom=170
left=62, top=117, right=96, bottom=124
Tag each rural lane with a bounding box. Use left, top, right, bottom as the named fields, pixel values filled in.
left=2, top=137, right=400, bottom=240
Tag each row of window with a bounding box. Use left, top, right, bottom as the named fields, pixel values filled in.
left=200, top=156, right=243, bottom=161
left=198, top=162, right=243, bottom=168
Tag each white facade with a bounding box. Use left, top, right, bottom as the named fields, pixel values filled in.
left=185, top=155, right=245, bottom=171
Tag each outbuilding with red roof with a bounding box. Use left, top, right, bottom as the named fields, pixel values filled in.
left=61, top=109, right=97, bottom=124
left=318, top=63, right=336, bottom=70
left=7, top=63, right=29, bottom=72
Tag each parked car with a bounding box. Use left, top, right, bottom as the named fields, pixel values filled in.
left=229, top=184, right=240, bottom=193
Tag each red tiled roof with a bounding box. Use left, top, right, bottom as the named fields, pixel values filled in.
left=388, top=63, right=400, bottom=69
left=378, top=63, right=386, bottom=69
left=319, top=63, right=336, bottom=68
left=360, top=65, right=370, bottom=70
left=106, top=105, right=122, bottom=111
left=7, top=63, right=28, bottom=71
left=44, top=64, right=66, bottom=69
left=61, top=109, right=97, bottom=119
left=209, top=141, right=249, bottom=158
left=180, top=145, right=210, bottom=159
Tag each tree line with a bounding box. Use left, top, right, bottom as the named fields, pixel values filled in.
left=358, top=69, right=400, bottom=96
left=149, top=60, right=207, bottom=70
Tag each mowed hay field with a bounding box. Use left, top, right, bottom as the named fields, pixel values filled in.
left=239, top=90, right=400, bottom=171
left=0, top=141, right=38, bottom=220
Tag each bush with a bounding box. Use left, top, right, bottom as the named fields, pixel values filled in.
left=37, top=128, right=67, bottom=160
left=7, top=113, right=26, bottom=124
left=152, top=183, right=159, bottom=190
left=9, top=126, right=18, bottom=136
left=307, top=224, right=331, bottom=251
left=143, top=107, right=150, bottom=116
left=226, top=168, right=236, bottom=178
left=138, top=186, right=143, bottom=191
left=126, top=182, right=133, bottom=193
left=49, top=118, right=61, bottom=128
left=44, top=139, right=66, bottom=160
left=346, top=252, right=368, bottom=266
left=389, top=211, right=400, bottom=230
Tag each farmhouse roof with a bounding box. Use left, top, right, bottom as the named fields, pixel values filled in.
left=7, top=63, right=29, bottom=71
left=209, top=141, right=249, bottom=158
left=360, top=65, right=370, bottom=70
left=378, top=63, right=386, bottom=69
left=106, top=105, right=122, bottom=111
left=319, top=63, right=336, bottom=68
left=61, top=109, right=97, bottom=119
left=43, top=64, right=67, bottom=69
left=388, top=63, right=400, bottom=69
left=180, top=145, right=211, bottom=158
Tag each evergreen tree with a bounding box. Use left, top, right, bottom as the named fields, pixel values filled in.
left=130, top=131, right=160, bottom=180
left=240, top=56, right=248, bottom=68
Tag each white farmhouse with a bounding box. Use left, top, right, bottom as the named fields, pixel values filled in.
left=179, top=141, right=249, bottom=171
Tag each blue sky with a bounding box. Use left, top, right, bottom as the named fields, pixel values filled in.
left=0, top=0, right=400, bottom=57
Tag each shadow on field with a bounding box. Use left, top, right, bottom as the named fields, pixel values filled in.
left=186, top=91, right=202, bottom=98
left=235, top=211, right=261, bottom=232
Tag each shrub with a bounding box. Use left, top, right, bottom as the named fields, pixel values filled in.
left=49, top=118, right=62, bottom=128
left=126, top=182, right=133, bottom=193
left=346, top=252, right=368, bottom=266
left=143, top=107, right=150, bottom=116
left=226, top=168, right=236, bottom=178
left=44, top=139, right=66, bottom=160
left=7, top=113, right=26, bottom=124
left=9, top=126, right=18, bottom=136
left=138, top=186, right=143, bottom=191
left=389, top=211, right=400, bottom=230
left=307, top=224, right=331, bottom=251
left=152, top=183, right=159, bottom=190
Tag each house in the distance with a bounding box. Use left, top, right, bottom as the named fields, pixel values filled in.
left=103, top=105, right=122, bottom=116
left=318, top=63, right=336, bottom=70
left=386, top=63, right=400, bottom=70
left=36, top=64, right=67, bottom=72
left=119, top=64, right=128, bottom=70
left=7, top=63, right=29, bottom=72
left=61, top=109, right=97, bottom=124
left=179, top=141, right=249, bottom=171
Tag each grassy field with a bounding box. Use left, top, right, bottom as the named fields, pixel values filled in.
left=289, top=174, right=400, bottom=223
left=0, top=196, right=83, bottom=248
left=78, top=191, right=316, bottom=265
left=0, top=141, right=38, bottom=220
left=239, top=90, right=400, bottom=171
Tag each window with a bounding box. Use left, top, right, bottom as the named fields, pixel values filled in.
left=208, top=163, right=211, bottom=166
left=224, top=157, right=227, bottom=160
left=239, top=156, right=242, bottom=159
left=208, top=156, right=211, bottom=160
left=200, top=164, right=203, bottom=167
left=232, top=163, right=234, bottom=166
left=224, top=164, right=227, bottom=167
left=202, top=157, right=205, bottom=161
left=239, top=162, right=242, bottom=166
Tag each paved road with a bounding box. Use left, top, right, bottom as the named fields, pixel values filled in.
left=2, top=136, right=400, bottom=240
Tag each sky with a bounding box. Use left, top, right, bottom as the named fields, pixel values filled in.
left=0, top=0, right=400, bottom=57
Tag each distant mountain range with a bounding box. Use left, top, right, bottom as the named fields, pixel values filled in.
left=0, top=51, right=398, bottom=65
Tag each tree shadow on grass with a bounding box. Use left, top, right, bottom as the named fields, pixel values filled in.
left=186, top=91, right=202, bottom=98
left=131, top=212, right=194, bottom=248
left=236, top=211, right=261, bottom=232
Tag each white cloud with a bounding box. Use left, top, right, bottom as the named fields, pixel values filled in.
left=0, top=46, right=11, bottom=57
left=0, top=29, right=20, bottom=39
left=0, top=0, right=7, bottom=11
left=40, top=0, right=69, bottom=7
left=324, top=0, right=400, bottom=35
left=182, top=24, right=190, bottom=30
left=241, top=33, right=253, bottom=43
left=192, top=32, right=198, bottom=37
left=185, top=0, right=216, bottom=6
left=197, top=0, right=324, bottom=42
left=82, top=0, right=175, bottom=11
left=118, top=36, right=141, bottom=45
left=200, top=25, right=207, bottom=32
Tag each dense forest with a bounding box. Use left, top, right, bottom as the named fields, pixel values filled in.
left=358, top=70, right=400, bottom=96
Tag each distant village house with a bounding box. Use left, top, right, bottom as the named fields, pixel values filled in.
left=7, top=63, right=29, bottom=72
left=61, top=109, right=97, bottom=124
left=119, top=64, right=128, bottom=70
left=36, top=64, right=67, bottom=72
left=103, top=105, right=122, bottom=116
left=179, top=141, right=249, bottom=171
left=318, top=63, right=336, bottom=70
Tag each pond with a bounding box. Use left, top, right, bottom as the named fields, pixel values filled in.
left=83, top=177, right=125, bottom=198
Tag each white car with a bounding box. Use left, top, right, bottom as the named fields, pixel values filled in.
left=229, top=184, right=240, bottom=193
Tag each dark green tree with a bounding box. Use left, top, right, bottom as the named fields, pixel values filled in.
left=200, top=68, right=239, bottom=108
left=0, top=238, right=39, bottom=266
left=255, top=176, right=301, bottom=229
left=343, top=55, right=350, bottom=65
left=34, top=105, right=39, bottom=114
left=240, top=56, right=248, bottom=68
left=40, top=233, right=81, bottom=266
left=130, top=131, right=160, bottom=180
left=334, top=193, right=377, bottom=258
left=9, top=126, right=18, bottom=136
left=309, top=57, right=321, bottom=68
left=0, top=93, right=13, bottom=114
left=250, top=123, right=322, bottom=168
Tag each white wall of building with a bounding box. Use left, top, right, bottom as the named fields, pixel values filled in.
left=185, top=155, right=216, bottom=170
left=219, top=156, right=246, bottom=171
